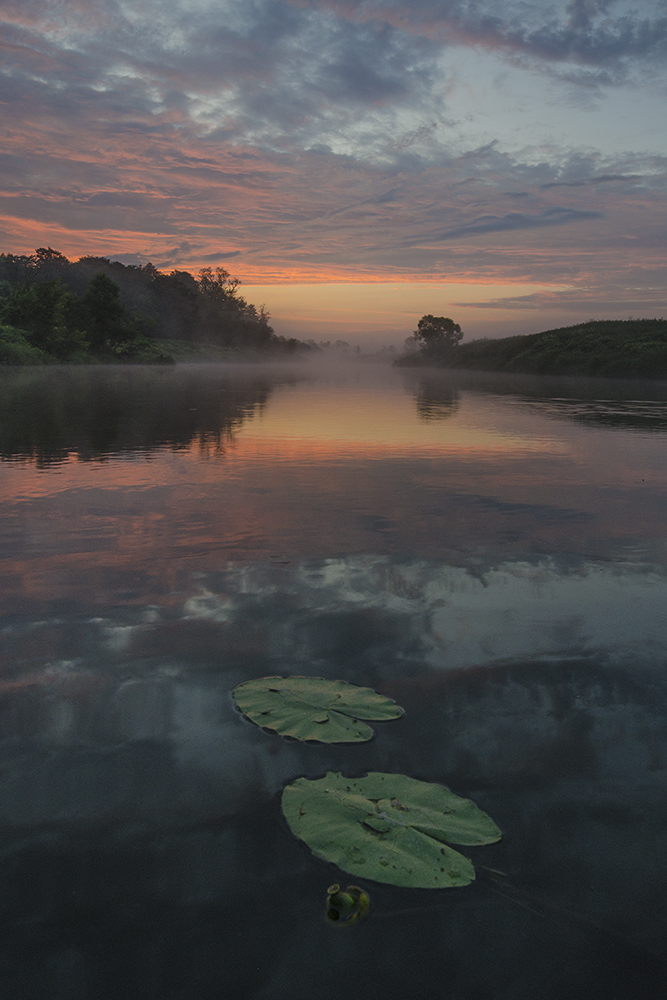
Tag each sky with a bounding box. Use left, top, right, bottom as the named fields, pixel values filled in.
left=1, top=0, right=666, bottom=347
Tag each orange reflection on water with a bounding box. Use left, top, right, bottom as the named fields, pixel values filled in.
left=1, top=367, right=666, bottom=611
left=0, top=380, right=566, bottom=503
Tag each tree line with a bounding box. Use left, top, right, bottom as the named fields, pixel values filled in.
left=0, top=248, right=307, bottom=364
left=395, top=314, right=667, bottom=379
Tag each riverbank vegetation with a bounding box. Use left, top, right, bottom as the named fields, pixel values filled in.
left=395, top=317, right=667, bottom=379
left=0, top=248, right=309, bottom=365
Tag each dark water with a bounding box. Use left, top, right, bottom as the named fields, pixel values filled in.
left=1, top=361, right=667, bottom=999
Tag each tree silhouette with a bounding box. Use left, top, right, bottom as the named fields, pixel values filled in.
left=81, top=273, right=128, bottom=350
left=1, top=247, right=308, bottom=360
left=413, top=315, right=463, bottom=352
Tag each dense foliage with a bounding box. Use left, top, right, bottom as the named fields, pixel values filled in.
left=0, top=248, right=306, bottom=364
left=403, top=315, right=463, bottom=358
left=396, top=318, right=667, bottom=379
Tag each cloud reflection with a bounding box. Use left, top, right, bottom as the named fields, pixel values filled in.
left=1, top=552, right=667, bottom=973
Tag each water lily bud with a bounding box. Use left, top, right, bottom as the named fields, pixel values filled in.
left=325, top=884, right=370, bottom=925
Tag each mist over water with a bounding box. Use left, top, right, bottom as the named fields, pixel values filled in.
left=1, top=361, right=666, bottom=997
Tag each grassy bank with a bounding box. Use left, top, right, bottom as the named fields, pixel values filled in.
left=149, top=339, right=306, bottom=363
left=395, top=320, right=667, bottom=378
left=0, top=329, right=306, bottom=366
left=0, top=324, right=175, bottom=365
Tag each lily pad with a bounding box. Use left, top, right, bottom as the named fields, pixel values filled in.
left=232, top=676, right=403, bottom=743
left=281, top=771, right=501, bottom=888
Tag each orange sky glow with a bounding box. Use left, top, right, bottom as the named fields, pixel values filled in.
left=1, top=0, right=665, bottom=346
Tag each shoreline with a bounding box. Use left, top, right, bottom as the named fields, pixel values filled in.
left=395, top=319, right=667, bottom=380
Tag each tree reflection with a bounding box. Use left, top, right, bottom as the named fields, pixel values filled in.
left=412, top=376, right=460, bottom=421
left=0, top=365, right=303, bottom=466
left=404, top=367, right=667, bottom=432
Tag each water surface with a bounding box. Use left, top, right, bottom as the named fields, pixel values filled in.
left=1, top=362, right=666, bottom=998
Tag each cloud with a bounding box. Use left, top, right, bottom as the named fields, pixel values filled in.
left=198, top=249, right=242, bottom=261
left=303, top=0, right=667, bottom=80
left=1, top=1, right=664, bottom=170
left=454, top=287, right=667, bottom=312
left=0, top=0, right=452, bottom=172
left=0, top=0, right=665, bottom=329
left=541, top=173, right=643, bottom=189
left=408, top=206, right=603, bottom=244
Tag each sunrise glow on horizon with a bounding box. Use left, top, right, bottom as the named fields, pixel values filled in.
left=1, top=0, right=665, bottom=347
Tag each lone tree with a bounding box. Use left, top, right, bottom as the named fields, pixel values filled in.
left=413, top=315, right=463, bottom=352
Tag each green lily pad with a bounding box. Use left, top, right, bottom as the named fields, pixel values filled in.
left=232, top=676, right=404, bottom=743
left=281, top=771, right=501, bottom=888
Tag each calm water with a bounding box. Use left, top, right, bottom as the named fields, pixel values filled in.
left=1, top=361, right=667, bottom=998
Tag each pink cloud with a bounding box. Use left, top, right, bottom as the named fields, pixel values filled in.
left=0, top=0, right=665, bottom=333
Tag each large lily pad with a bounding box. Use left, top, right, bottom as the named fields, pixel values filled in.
left=281, top=771, right=501, bottom=888
left=232, top=676, right=403, bottom=743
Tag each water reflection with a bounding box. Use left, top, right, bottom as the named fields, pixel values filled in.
left=2, top=364, right=667, bottom=612
left=0, top=555, right=666, bottom=995
left=411, top=376, right=459, bottom=422
left=2, top=366, right=667, bottom=475
left=401, top=367, right=667, bottom=432
left=2, top=363, right=667, bottom=995
left=524, top=396, right=667, bottom=431
left=0, top=364, right=302, bottom=466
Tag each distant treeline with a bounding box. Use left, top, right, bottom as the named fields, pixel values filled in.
left=396, top=319, right=667, bottom=379
left=0, top=248, right=310, bottom=364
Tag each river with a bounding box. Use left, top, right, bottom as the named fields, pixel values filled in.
left=1, top=360, right=666, bottom=998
